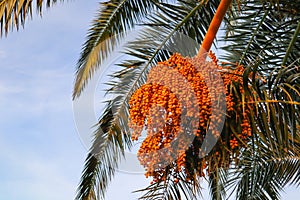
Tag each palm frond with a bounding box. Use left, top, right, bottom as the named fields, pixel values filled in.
left=75, top=100, right=132, bottom=200
left=208, top=168, right=228, bottom=200
left=282, top=20, right=300, bottom=66
left=135, top=172, right=201, bottom=200
left=228, top=147, right=300, bottom=200
left=226, top=63, right=300, bottom=200
left=0, top=0, right=60, bottom=36
left=222, top=0, right=300, bottom=69
left=271, top=155, right=300, bottom=187
left=73, top=0, right=159, bottom=99
left=134, top=166, right=201, bottom=200
left=234, top=149, right=283, bottom=200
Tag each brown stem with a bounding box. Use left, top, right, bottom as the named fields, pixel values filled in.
left=197, top=0, right=232, bottom=59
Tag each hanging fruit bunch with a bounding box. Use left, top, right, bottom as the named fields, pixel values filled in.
left=128, top=0, right=255, bottom=185
left=129, top=51, right=253, bottom=184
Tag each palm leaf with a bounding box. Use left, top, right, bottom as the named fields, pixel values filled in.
left=0, top=0, right=60, bottom=36
left=75, top=100, right=132, bottom=200
left=225, top=63, right=300, bottom=200
left=234, top=149, right=283, bottom=200
left=219, top=4, right=300, bottom=198
left=228, top=148, right=300, bottom=200
left=135, top=172, right=201, bottom=200
left=208, top=168, right=228, bottom=200
left=74, top=2, right=164, bottom=197
left=72, top=0, right=159, bottom=99
left=222, top=0, right=300, bottom=68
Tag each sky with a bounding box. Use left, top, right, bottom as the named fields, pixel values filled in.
left=0, top=1, right=298, bottom=200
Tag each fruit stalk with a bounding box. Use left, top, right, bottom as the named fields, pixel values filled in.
left=198, top=0, right=232, bottom=58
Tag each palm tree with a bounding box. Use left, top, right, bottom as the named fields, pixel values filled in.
left=1, top=0, right=299, bottom=200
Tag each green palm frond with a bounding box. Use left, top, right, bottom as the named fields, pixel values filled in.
left=73, top=0, right=159, bottom=99
left=273, top=156, right=300, bottom=187
left=76, top=154, right=98, bottom=200
left=222, top=0, right=300, bottom=68
left=75, top=100, right=132, bottom=200
left=234, top=150, right=283, bottom=200
left=225, top=63, right=300, bottom=200
left=228, top=149, right=300, bottom=200
left=0, top=0, right=61, bottom=36
left=135, top=172, right=201, bottom=200
left=208, top=168, right=228, bottom=200
left=253, top=65, right=300, bottom=154
left=219, top=5, right=300, bottom=197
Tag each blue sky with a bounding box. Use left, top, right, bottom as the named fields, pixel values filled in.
left=0, top=1, right=149, bottom=199
left=0, top=1, right=298, bottom=200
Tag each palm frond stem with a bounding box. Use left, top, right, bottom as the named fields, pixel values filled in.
left=238, top=9, right=269, bottom=65
left=282, top=20, right=300, bottom=66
